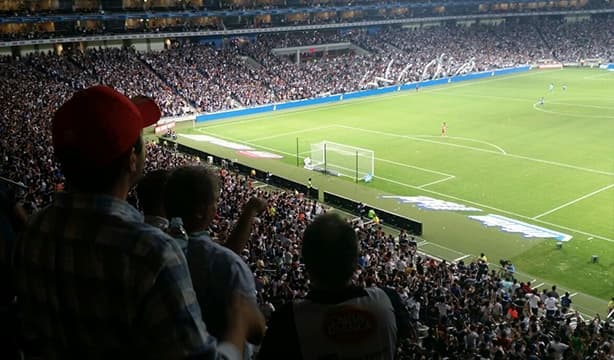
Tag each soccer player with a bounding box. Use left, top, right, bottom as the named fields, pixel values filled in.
left=537, top=97, right=545, bottom=106
left=549, top=83, right=554, bottom=92
left=562, top=83, right=567, bottom=92
left=441, top=121, right=447, bottom=136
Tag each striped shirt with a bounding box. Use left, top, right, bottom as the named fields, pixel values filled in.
left=14, top=192, right=239, bottom=360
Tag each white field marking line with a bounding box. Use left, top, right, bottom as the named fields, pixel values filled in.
left=372, top=172, right=614, bottom=243
left=532, top=218, right=614, bottom=243
left=435, top=89, right=614, bottom=110
left=196, top=127, right=296, bottom=157
left=432, top=91, right=533, bottom=103
left=310, top=157, right=456, bottom=182
left=447, top=93, right=614, bottom=111
left=198, top=127, right=454, bottom=179
left=548, top=102, right=614, bottom=110
left=188, top=134, right=611, bottom=310
left=417, top=175, right=456, bottom=189
left=246, top=125, right=336, bottom=142
left=336, top=124, right=614, bottom=177
left=414, top=248, right=603, bottom=314
left=409, top=242, right=606, bottom=314
left=583, top=72, right=614, bottom=80
left=198, top=70, right=554, bottom=130
left=414, top=135, right=507, bottom=155
left=336, top=124, right=508, bottom=155
left=416, top=250, right=444, bottom=263
left=200, top=125, right=457, bottom=178
left=434, top=89, right=614, bottom=113
left=198, top=142, right=612, bottom=312
left=533, top=103, right=614, bottom=119
left=420, top=241, right=466, bottom=256
left=562, top=95, right=614, bottom=101
left=533, top=183, right=614, bottom=219
left=194, top=128, right=614, bottom=244
left=453, top=254, right=471, bottom=263
left=438, top=91, right=614, bottom=112
left=376, top=157, right=454, bottom=177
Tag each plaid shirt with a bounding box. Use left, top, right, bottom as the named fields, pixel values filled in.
left=14, top=192, right=240, bottom=360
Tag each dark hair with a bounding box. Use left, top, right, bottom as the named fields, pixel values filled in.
left=56, top=135, right=143, bottom=192
left=302, top=212, right=358, bottom=289
left=164, top=166, right=220, bottom=222
left=136, top=169, right=170, bottom=216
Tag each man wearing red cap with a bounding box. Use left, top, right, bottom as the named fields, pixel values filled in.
left=13, top=86, right=263, bottom=359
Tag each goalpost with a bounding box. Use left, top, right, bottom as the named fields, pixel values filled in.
left=306, top=141, right=374, bottom=182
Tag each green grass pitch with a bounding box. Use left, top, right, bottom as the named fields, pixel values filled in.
left=174, top=68, right=614, bottom=317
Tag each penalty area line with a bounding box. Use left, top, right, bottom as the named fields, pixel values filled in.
left=193, top=128, right=614, bottom=244
left=533, top=183, right=614, bottom=220
left=417, top=175, right=456, bottom=189
left=453, top=254, right=471, bottom=263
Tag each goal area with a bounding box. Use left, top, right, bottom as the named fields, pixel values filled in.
left=306, top=141, right=374, bottom=182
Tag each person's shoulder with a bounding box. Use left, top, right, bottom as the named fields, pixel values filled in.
left=376, top=286, right=402, bottom=304
left=132, top=222, right=176, bottom=246
left=122, top=222, right=185, bottom=265
left=190, top=234, right=246, bottom=264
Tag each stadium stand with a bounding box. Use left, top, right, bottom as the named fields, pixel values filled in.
left=1, top=12, right=613, bottom=359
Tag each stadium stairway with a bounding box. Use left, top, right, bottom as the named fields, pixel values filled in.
left=137, top=53, right=197, bottom=112
left=533, top=24, right=555, bottom=58
left=241, top=55, right=264, bottom=71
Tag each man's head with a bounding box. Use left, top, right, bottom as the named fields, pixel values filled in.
left=302, top=213, right=358, bottom=290
left=164, top=166, right=220, bottom=232
left=136, top=169, right=171, bottom=217
left=52, top=86, right=160, bottom=194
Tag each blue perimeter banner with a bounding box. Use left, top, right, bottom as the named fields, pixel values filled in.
left=196, top=65, right=531, bottom=123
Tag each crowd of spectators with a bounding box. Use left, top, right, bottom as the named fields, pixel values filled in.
left=129, top=144, right=614, bottom=358
left=1, top=17, right=613, bottom=213
left=537, top=17, right=614, bottom=62
left=1, top=20, right=614, bottom=357
left=196, top=164, right=612, bottom=358
left=141, top=41, right=275, bottom=112
left=0, top=56, right=70, bottom=214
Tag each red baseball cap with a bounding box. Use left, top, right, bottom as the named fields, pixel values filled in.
left=52, top=85, right=161, bottom=166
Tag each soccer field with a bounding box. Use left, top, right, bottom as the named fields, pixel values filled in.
left=175, top=68, right=614, bottom=316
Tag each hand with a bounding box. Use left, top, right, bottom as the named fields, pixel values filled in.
left=228, top=292, right=266, bottom=345
left=243, top=197, right=267, bottom=215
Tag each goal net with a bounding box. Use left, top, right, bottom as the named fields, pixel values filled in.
left=307, top=141, right=374, bottom=182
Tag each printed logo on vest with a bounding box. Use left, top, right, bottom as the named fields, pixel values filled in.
left=323, top=305, right=377, bottom=343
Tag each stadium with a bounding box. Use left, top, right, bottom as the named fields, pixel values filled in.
left=0, top=0, right=613, bottom=358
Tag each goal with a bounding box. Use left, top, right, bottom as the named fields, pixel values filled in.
left=308, top=141, right=374, bottom=182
